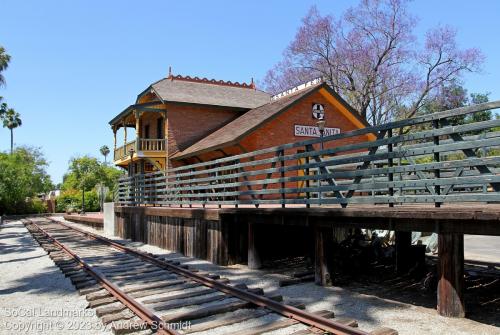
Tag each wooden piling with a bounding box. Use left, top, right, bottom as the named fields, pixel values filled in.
left=437, top=232, right=465, bottom=317
left=395, top=231, right=412, bottom=274
left=248, top=222, right=262, bottom=269
left=314, top=226, right=334, bottom=286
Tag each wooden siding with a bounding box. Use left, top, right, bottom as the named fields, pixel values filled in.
left=114, top=208, right=245, bottom=265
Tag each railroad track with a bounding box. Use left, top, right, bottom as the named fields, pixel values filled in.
left=24, top=218, right=397, bottom=335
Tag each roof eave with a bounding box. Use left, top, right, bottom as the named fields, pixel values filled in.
left=160, top=99, right=256, bottom=111
left=320, top=83, right=371, bottom=128
left=108, top=101, right=165, bottom=126
left=171, top=139, right=240, bottom=160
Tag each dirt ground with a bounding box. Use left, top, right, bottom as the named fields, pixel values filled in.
left=0, top=221, right=111, bottom=335
left=464, top=235, right=500, bottom=263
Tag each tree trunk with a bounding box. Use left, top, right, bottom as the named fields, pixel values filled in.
left=10, top=128, right=13, bottom=154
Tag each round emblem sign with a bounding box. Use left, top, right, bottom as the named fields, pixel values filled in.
left=312, top=103, right=324, bottom=120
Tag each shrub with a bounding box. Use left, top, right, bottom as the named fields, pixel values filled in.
left=56, top=189, right=100, bottom=213
left=28, top=198, right=48, bottom=214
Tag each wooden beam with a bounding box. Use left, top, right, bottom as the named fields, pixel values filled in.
left=112, top=126, right=117, bottom=151
left=434, top=119, right=442, bottom=207
left=123, top=121, right=127, bottom=145
left=437, top=232, right=465, bottom=317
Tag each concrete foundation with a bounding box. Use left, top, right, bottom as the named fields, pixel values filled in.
left=103, top=202, right=115, bottom=235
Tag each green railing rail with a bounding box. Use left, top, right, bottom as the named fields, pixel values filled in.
left=116, top=101, right=500, bottom=208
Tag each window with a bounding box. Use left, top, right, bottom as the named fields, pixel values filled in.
left=157, top=117, right=163, bottom=139
left=144, top=124, right=150, bottom=139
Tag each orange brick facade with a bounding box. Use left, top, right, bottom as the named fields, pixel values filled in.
left=166, top=104, right=241, bottom=158
left=170, top=89, right=373, bottom=200
left=183, top=89, right=372, bottom=164
left=239, top=90, right=371, bottom=153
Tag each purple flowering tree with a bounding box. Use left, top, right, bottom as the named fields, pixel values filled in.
left=263, top=0, right=483, bottom=125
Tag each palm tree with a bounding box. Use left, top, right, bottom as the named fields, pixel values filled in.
left=100, top=145, right=110, bottom=164
left=0, top=47, right=11, bottom=87
left=0, top=96, right=6, bottom=116
left=2, top=109, right=22, bottom=153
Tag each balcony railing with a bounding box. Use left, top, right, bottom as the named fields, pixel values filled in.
left=114, top=138, right=167, bottom=161
left=138, top=138, right=166, bottom=151
left=114, top=140, right=137, bottom=161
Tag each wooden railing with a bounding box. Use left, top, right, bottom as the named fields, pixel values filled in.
left=138, top=138, right=166, bottom=151
left=114, top=140, right=137, bottom=161
left=116, top=101, right=500, bottom=207
left=114, top=139, right=166, bottom=161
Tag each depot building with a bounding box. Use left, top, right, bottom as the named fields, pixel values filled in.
left=109, top=72, right=374, bottom=174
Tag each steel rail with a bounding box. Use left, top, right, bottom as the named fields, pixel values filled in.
left=28, top=220, right=177, bottom=335
left=49, top=218, right=370, bottom=335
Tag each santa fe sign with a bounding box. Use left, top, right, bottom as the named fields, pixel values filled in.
left=294, top=124, right=341, bottom=137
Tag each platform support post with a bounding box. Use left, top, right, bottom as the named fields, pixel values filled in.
left=314, top=225, right=334, bottom=286
left=395, top=231, right=412, bottom=273
left=207, top=220, right=229, bottom=266
left=437, top=232, right=465, bottom=317
left=248, top=222, right=262, bottom=269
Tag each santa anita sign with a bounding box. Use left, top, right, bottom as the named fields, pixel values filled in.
left=294, top=124, right=341, bottom=137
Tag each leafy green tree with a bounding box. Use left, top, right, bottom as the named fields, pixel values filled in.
left=62, top=156, right=122, bottom=213
left=100, top=145, right=110, bottom=164
left=0, top=46, right=10, bottom=87
left=0, top=146, right=53, bottom=214
left=2, top=108, right=22, bottom=153
left=102, top=164, right=122, bottom=192
left=56, top=189, right=100, bottom=213
left=468, top=93, right=491, bottom=123
left=421, top=83, right=492, bottom=124
left=67, top=156, right=104, bottom=213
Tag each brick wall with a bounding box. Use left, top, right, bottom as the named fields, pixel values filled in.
left=240, top=90, right=370, bottom=152
left=166, top=89, right=372, bottom=202
left=167, top=104, right=242, bottom=155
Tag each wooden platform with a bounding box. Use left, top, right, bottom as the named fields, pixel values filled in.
left=225, top=204, right=500, bottom=235
left=63, top=213, right=104, bottom=229
left=114, top=203, right=500, bottom=318
left=117, top=204, right=500, bottom=235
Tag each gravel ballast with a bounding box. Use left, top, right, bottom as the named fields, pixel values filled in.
left=0, top=220, right=111, bottom=335
left=54, top=216, right=500, bottom=335
left=3, top=216, right=499, bottom=335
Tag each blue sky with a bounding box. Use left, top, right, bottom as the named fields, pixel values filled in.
left=1, top=0, right=499, bottom=184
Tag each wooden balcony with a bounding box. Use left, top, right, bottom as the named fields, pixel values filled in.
left=114, top=140, right=137, bottom=161
left=114, top=138, right=166, bottom=162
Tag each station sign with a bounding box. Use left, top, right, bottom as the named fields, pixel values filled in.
left=294, top=124, right=340, bottom=137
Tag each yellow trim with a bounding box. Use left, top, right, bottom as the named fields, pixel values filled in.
left=141, top=151, right=168, bottom=157
left=318, top=88, right=377, bottom=141
left=114, top=153, right=167, bottom=167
